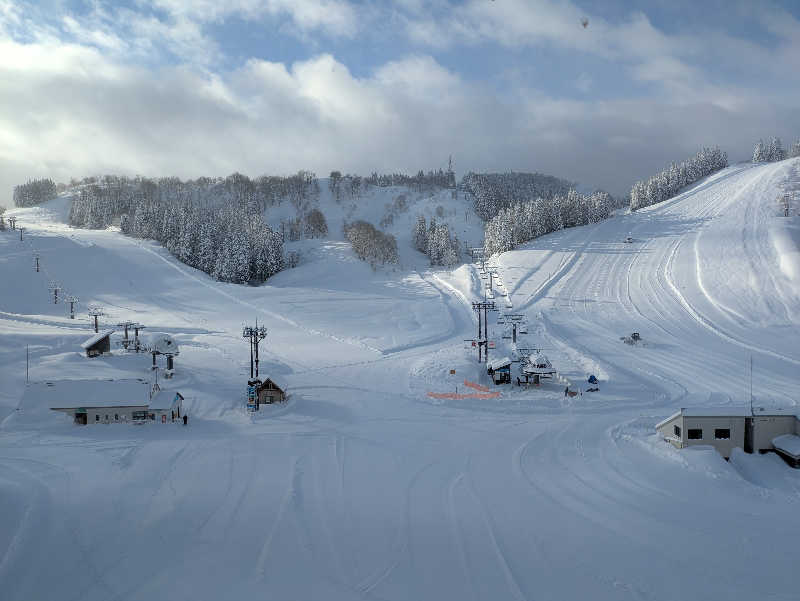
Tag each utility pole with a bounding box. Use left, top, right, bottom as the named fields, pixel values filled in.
left=242, top=321, right=268, bottom=379
left=88, top=306, right=104, bottom=333
left=34, top=252, right=39, bottom=272
left=243, top=321, right=268, bottom=411
left=48, top=281, right=61, bottom=304
left=471, top=301, right=497, bottom=363
left=66, top=296, right=78, bottom=319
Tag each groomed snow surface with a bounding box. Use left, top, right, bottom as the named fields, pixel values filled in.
left=2, top=161, right=800, bottom=600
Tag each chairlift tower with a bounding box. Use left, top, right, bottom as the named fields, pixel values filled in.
left=33, top=252, right=40, bottom=272
left=66, top=296, right=79, bottom=319
left=87, top=305, right=104, bottom=333
left=780, top=193, right=791, bottom=217
left=497, top=313, right=525, bottom=343
left=117, top=320, right=137, bottom=351
left=48, top=281, right=61, bottom=304
left=471, top=301, right=497, bottom=363
left=133, top=323, right=146, bottom=353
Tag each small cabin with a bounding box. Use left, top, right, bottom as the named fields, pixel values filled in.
left=487, top=357, right=512, bottom=385
left=256, top=378, right=286, bottom=405
left=81, top=329, right=114, bottom=358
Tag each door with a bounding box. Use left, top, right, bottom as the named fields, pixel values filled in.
left=744, top=418, right=754, bottom=454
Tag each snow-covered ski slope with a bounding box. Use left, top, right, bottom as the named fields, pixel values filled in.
left=1, top=160, right=799, bottom=601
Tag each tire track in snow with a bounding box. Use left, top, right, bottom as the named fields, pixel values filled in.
left=444, top=472, right=478, bottom=601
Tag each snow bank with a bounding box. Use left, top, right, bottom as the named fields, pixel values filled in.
left=770, top=219, right=800, bottom=284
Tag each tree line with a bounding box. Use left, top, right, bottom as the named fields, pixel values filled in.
left=13, top=178, right=57, bottom=207
left=67, top=173, right=297, bottom=283
left=752, top=136, right=800, bottom=162
left=364, top=168, right=456, bottom=192
left=629, top=147, right=728, bottom=211
left=484, top=190, right=615, bottom=256
left=461, top=172, right=574, bottom=221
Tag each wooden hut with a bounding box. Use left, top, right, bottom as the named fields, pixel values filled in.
left=81, top=329, right=114, bottom=358
left=256, top=378, right=286, bottom=405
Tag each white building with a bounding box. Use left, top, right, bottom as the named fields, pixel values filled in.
left=20, top=378, right=183, bottom=425
left=656, top=406, right=800, bottom=462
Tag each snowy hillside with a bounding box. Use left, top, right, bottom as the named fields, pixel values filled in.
left=1, top=159, right=800, bottom=601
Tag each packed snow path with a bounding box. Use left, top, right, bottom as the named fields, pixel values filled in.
left=2, top=161, right=800, bottom=601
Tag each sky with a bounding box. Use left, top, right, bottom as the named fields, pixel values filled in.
left=1, top=0, right=799, bottom=200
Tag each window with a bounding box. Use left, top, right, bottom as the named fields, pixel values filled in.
left=132, top=410, right=147, bottom=421
left=673, top=425, right=681, bottom=438
left=687, top=429, right=703, bottom=440
left=114, top=414, right=119, bottom=421
left=95, top=414, right=99, bottom=422
left=714, top=428, right=730, bottom=440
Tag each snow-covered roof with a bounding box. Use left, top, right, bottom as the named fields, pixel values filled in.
left=149, top=390, right=183, bottom=410
left=522, top=353, right=555, bottom=374
left=772, top=434, right=800, bottom=459
left=681, top=407, right=753, bottom=417
left=80, top=329, right=114, bottom=349
left=23, top=378, right=150, bottom=409
left=655, top=411, right=682, bottom=430
left=488, top=357, right=511, bottom=370
left=259, top=377, right=284, bottom=391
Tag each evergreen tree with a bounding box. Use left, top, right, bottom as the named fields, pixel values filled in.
left=413, top=215, right=428, bottom=253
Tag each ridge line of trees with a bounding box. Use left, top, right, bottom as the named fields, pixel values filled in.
left=461, top=172, right=574, bottom=221
left=484, top=189, right=615, bottom=256
left=13, top=178, right=57, bottom=207
left=630, top=147, right=728, bottom=211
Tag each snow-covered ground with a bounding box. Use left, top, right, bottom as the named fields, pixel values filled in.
left=1, top=160, right=799, bottom=600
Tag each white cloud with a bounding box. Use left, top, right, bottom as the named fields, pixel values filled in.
left=148, top=0, right=359, bottom=37
left=2, top=28, right=799, bottom=206
left=1, top=0, right=799, bottom=205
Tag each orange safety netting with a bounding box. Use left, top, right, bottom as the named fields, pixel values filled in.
left=427, top=391, right=501, bottom=400
left=463, top=379, right=491, bottom=392
left=427, top=379, right=500, bottom=400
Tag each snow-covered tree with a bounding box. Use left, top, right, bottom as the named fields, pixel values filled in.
left=13, top=178, right=57, bottom=207
left=768, top=137, right=784, bottom=162
left=413, top=215, right=428, bottom=252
